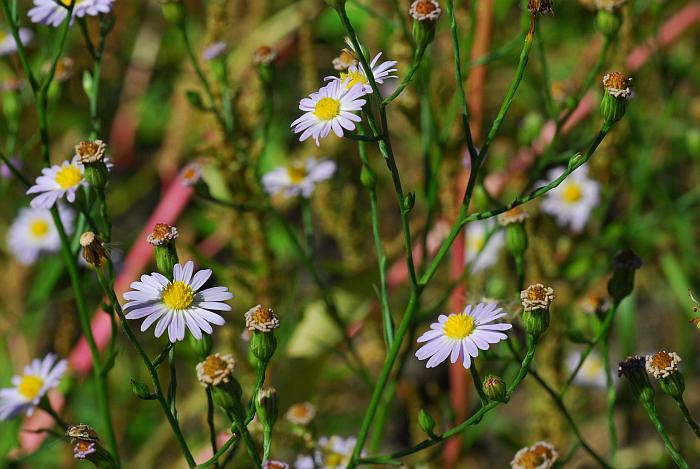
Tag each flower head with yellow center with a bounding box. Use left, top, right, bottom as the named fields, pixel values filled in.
left=521, top=284, right=555, bottom=311
left=325, top=52, right=397, bottom=96
left=464, top=220, right=505, bottom=273
left=262, top=157, right=337, bottom=199
left=409, top=0, right=442, bottom=21
left=646, top=351, right=681, bottom=379
left=0, top=353, right=67, bottom=421
left=8, top=205, right=74, bottom=265
left=27, top=157, right=88, bottom=209
left=196, top=353, right=236, bottom=387
left=295, top=435, right=364, bottom=469
left=28, top=0, right=114, bottom=28
left=285, top=402, right=316, bottom=425
left=291, top=79, right=366, bottom=146
left=416, top=303, right=512, bottom=369
left=245, top=305, right=280, bottom=332
left=124, top=260, right=233, bottom=342
left=539, top=165, right=600, bottom=232
left=511, top=441, right=559, bottom=469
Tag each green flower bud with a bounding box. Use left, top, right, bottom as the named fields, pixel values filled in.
left=418, top=408, right=437, bottom=438
left=130, top=379, right=155, bottom=400
left=147, top=223, right=180, bottom=278
left=188, top=333, right=213, bottom=360
left=520, top=284, right=554, bottom=340
left=409, top=0, right=442, bottom=48
left=160, top=0, right=185, bottom=25
left=482, top=375, right=508, bottom=403
left=402, top=192, right=416, bottom=213
left=607, top=249, right=641, bottom=304
left=246, top=305, right=280, bottom=364
left=601, top=72, right=632, bottom=127
left=360, top=164, right=377, bottom=189
left=595, top=9, right=622, bottom=39
left=256, top=386, right=279, bottom=429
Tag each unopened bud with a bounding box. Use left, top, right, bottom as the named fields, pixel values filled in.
left=256, top=386, right=279, bottom=429
left=601, top=72, right=632, bottom=127
left=607, top=249, right=641, bottom=304
left=482, top=375, right=508, bottom=402
left=418, top=408, right=437, bottom=438
left=130, top=379, right=155, bottom=400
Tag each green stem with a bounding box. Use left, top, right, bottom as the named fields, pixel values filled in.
left=382, top=43, right=428, bottom=104
left=168, top=346, right=178, bottom=419
left=601, top=330, right=617, bottom=460
left=205, top=389, right=220, bottom=469
left=196, top=433, right=239, bottom=468
left=300, top=197, right=315, bottom=257
left=674, top=396, right=700, bottom=439
left=642, top=401, right=690, bottom=469
left=470, top=359, right=488, bottom=406
left=228, top=412, right=261, bottom=467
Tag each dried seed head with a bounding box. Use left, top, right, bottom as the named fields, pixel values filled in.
left=409, top=0, right=442, bottom=21
left=528, top=0, right=553, bottom=15
left=75, top=140, right=107, bottom=164
left=147, top=223, right=179, bottom=246
left=603, top=72, right=632, bottom=99
left=196, top=353, right=236, bottom=387
left=80, top=232, right=108, bottom=268
left=646, top=351, right=681, bottom=379
left=511, top=441, right=558, bottom=469
left=245, top=304, right=280, bottom=332
left=285, top=402, right=317, bottom=425
left=253, top=46, right=277, bottom=66
left=497, top=207, right=529, bottom=226
left=521, top=284, right=555, bottom=311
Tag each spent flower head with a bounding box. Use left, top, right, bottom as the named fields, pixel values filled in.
left=245, top=305, right=280, bottom=332
left=521, top=284, right=555, bottom=311
left=646, top=351, right=681, bottom=379
left=75, top=140, right=106, bottom=164
left=603, top=72, right=632, bottom=99
left=262, top=462, right=290, bottom=469
left=497, top=207, right=529, bottom=226
left=528, top=0, right=553, bottom=15
left=180, top=162, right=202, bottom=187
left=147, top=223, right=179, bottom=246
left=80, top=231, right=108, bottom=268
left=511, top=441, right=559, bottom=469
left=409, top=0, right=441, bottom=21
left=253, top=45, right=277, bottom=66
left=196, top=353, right=236, bottom=387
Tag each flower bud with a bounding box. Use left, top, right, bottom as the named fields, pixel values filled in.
left=418, top=408, right=437, bottom=438
left=256, top=386, right=279, bottom=429
left=80, top=231, right=108, bottom=268
left=160, top=0, right=185, bottom=25
left=618, top=355, right=654, bottom=404
left=595, top=9, right=622, bottom=39
left=409, top=0, right=442, bottom=48
left=188, top=333, right=213, bottom=360
left=147, top=223, right=180, bottom=278
left=520, top=284, right=554, bottom=340
left=75, top=140, right=109, bottom=192
left=246, top=305, right=280, bottom=364
left=402, top=192, right=416, bottom=213
left=254, top=46, right=277, bottom=85
left=607, top=249, right=641, bottom=304
left=499, top=208, right=529, bottom=257
left=601, top=72, right=632, bottom=127
left=130, top=379, right=155, bottom=400
left=482, top=375, right=508, bottom=403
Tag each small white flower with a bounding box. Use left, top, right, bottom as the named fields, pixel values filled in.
left=180, top=162, right=202, bottom=187
left=566, top=350, right=609, bottom=388
left=0, top=353, right=67, bottom=420
left=262, top=158, right=336, bottom=198
left=295, top=435, right=363, bottom=469
left=538, top=165, right=600, bottom=233
left=464, top=220, right=504, bottom=273
left=0, top=28, right=32, bottom=56
left=285, top=402, right=316, bottom=425
left=28, top=0, right=114, bottom=27
left=123, top=260, right=234, bottom=342
left=325, top=52, right=397, bottom=95
left=291, top=79, right=366, bottom=146
left=7, top=205, right=74, bottom=265
left=416, top=303, right=512, bottom=369
left=27, top=157, right=86, bottom=209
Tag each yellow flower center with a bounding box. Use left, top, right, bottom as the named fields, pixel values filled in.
left=314, top=97, right=341, bottom=120
left=162, top=281, right=195, bottom=310
left=561, top=182, right=582, bottom=203
left=54, top=164, right=83, bottom=190
left=468, top=235, right=485, bottom=253
left=18, top=375, right=44, bottom=400
left=287, top=165, right=307, bottom=184
left=581, top=356, right=603, bottom=378
left=0, top=31, right=6, bottom=43
left=340, top=70, right=367, bottom=90
left=30, top=219, right=50, bottom=237
left=325, top=453, right=343, bottom=466
left=59, top=0, right=83, bottom=5
left=443, top=314, right=475, bottom=340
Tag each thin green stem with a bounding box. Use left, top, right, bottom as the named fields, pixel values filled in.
left=205, top=389, right=220, bottom=469
left=470, top=359, right=488, bottom=406
left=674, top=396, right=700, bottom=439
left=300, top=197, right=315, bottom=257
left=601, top=330, right=617, bottom=460
left=642, top=401, right=690, bottom=469
left=382, top=44, right=428, bottom=104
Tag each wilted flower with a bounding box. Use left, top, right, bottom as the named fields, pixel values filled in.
left=28, top=0, right=115, bottom=27
left=0, top=28, right=32, bottom=56
left=0, top=353, right=67, bottom=420
left=245, top=305, right=280, bottom=332
left=326, top=52, right=397, bottom=96
left=285, top=402, right=316, bottom=425
left=75, top=140, right=106, bottom=164
left=539, top=165, right=600, bottom=232
left=291, top=79, right=366, bottom=146
left=7, top=205, right=74, bottom=265
left=80, top=231, right=108, bottom=268
left=511, top=441, right=558, bottom=469
left=123, top=260, right=233, bottom=342
left=416, top=303, right=511, bottom=369
left=497, top=207, right=529, bottom=226
left=73, top=441, right=96, bottom=460
left=196, top=353, right=236, bottom=387
left=603, top=72, right=632, bottom=99
left=27, top=157, right=86, bottom=209
left=262, top=158, right=336, bottom=199
left=464, top=220, right=505, bottom=273
left=618, top=355, right=654, bottom=403
left=528, top=0, right=553, bottom=15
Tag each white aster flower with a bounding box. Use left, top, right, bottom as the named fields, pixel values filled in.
left=464, top=220, right=505, bottom=273
left=0, top=28, right=32, bottom=56
left=27, top=157, right=86, bottom=209
left=0, top=353, right=67, bottom=420
left=7, top=205, right=74, bottom=265
left=28, top=0, right=114, bottom=27
left=262, top=158, right=336, bottom=198
left=295, top=435, right=364, bottom=469
left=538, top=165, right=600, bottom=233
left=566, top=350, right=609, bottom=388
left=291, top=79, right=366, bottom=146
left=123, top=260, right=234, bottom=342
left=325, top=52, right=398, bottom=95
left=416, top=303, right=512, bottom=369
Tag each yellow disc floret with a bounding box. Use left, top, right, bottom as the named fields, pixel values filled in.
left=30, top=219, right=50, bottom=237
left=340, top=70, right=367, bottom=90
left=561, top=182, right=583, bottom=203
left=162, top=281, right=195, bottom=310
left=314, top=97, right=341, bottom=120
left=55, top=164, right=83, bottom=190
left=443, top=314, right=475, bottom=340
left=287, top=165, right=307, bottom=184
left=18, top=375, right=44, bottom=400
